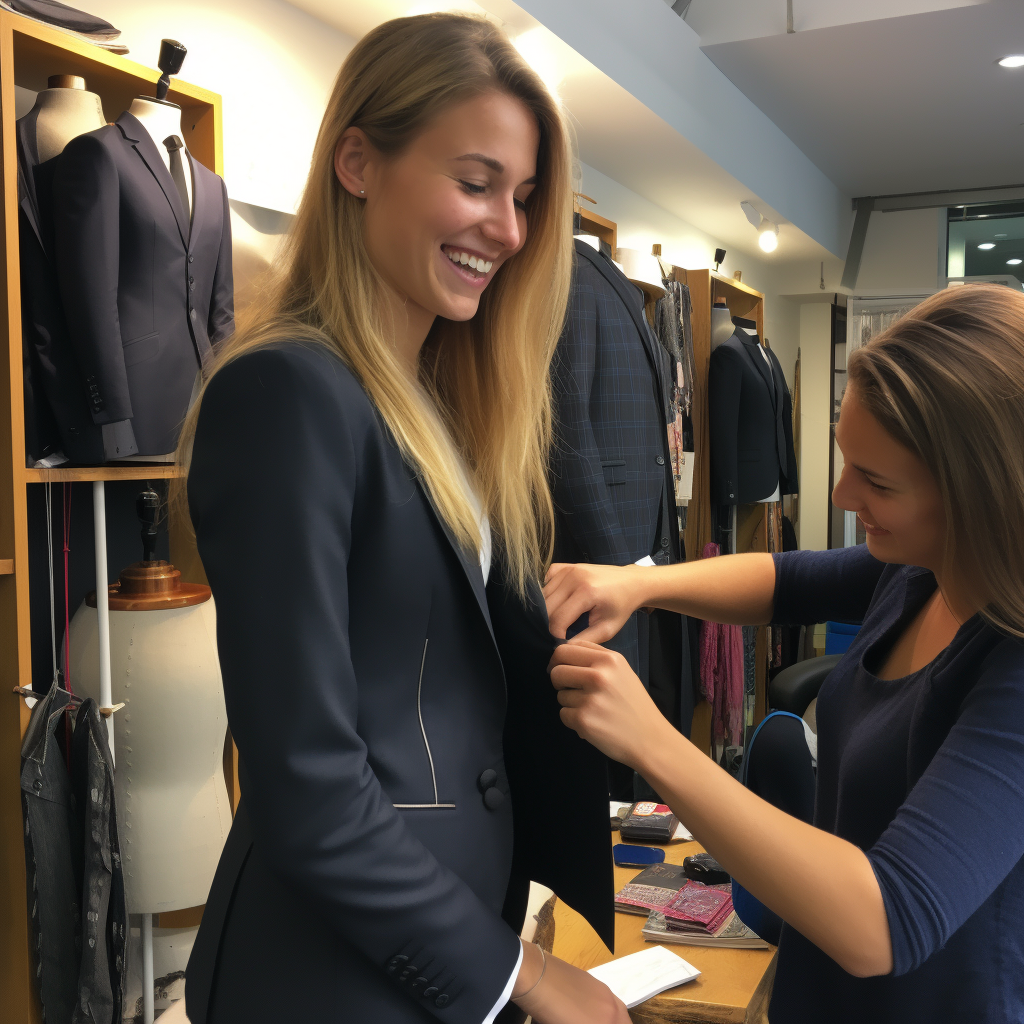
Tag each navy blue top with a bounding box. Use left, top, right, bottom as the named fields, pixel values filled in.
left=768, top=545, right=1024, bottom=1023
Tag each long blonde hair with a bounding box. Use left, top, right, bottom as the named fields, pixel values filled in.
left=847, top=284, right=1024, bottom=637
left=176, top=13, right=573, bottom=592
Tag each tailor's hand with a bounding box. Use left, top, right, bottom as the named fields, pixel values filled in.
left=548, top=639, right=674, bottom=770
left=544, top=562, right=650, bottom=644
left=512, top=944, right=629, bottom=1024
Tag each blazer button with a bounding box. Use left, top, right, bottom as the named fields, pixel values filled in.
left=661, top=537, right=669, bottom=548
left=423, top=987, right=438, bottom=999
left=400, top=965, right=418, bottom=982
left=483, top=787, right=505, bottom=810
left=656, top=455, right=665, bottom=465
left=386, top=955, right=408, bottom=975
left=188, top=254, right=194, bottom=263
left=434, top=993, right=450, bottom=1008
left=477, top=769, right=497, bottom=793
left=410, top=976, right=429, bottom=993
left=189, top=308, right=197, bottom=320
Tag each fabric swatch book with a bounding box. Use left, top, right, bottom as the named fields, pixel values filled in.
left=614, top=862, right=688, bottom=916
left=618, top=801, right=680, bottom=843
left=661, top=880, right=733, bottom=934
left=587, top=945, right=700, bottom=1008
left=643, top=910, right=769, bottom=949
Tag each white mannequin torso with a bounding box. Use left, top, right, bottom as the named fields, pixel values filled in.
left=127, top=97, right=193, bottom=213
left=29, top=86, right=105, bottom=163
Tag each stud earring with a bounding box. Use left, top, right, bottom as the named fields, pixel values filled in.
left=359, top=189, right=365, bottom=195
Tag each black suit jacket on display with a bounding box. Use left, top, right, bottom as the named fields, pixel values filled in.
left=51, top=111, right=233, bottom=457
left=184, top=344, right=611, bottom=1024
left=709, top=326, right=798, bottom=506
left=550, top=239, right=678, bottom=684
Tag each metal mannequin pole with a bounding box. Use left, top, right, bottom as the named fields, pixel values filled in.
left=92, top=482, right=114, bottom=761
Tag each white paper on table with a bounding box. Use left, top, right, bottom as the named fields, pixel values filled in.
left=634, top=555, right=656, bottom=567
left=588, top=945, right=701, bottom=1008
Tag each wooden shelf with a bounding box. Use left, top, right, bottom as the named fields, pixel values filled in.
left=0, top=17, right=222, bottom=1022
left=21, top=464, right=182, bottom=483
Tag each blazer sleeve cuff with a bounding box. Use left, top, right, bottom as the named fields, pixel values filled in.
left=481, top=940, right=522, bottom=1024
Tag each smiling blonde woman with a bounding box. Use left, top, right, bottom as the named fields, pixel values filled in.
left=177, top=14, right=627, bottom=1024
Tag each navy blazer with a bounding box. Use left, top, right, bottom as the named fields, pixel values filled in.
left=550, top=239, right=677, bottom=682
left=50, top=111, right=233, bottom=458
left=184, top=344, right=611, bottom=1024
left=709, top=326, right=798, bottom=506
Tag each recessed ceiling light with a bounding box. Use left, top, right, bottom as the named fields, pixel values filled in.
left=978, top=242, right=996, bottom=249
left=1008, top=259, right=1023, bottom=265
left=998, top=55, right=1024, bottom=68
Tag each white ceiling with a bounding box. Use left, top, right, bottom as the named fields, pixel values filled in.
left=680, top=0, right=989, bottom=46
left=699, top=0, right=1024, bottom=197
left=284, top=0, right=835, bottom=263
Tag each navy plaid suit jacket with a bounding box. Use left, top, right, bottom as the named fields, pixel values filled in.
left=550, top=239, right=676, bottom=683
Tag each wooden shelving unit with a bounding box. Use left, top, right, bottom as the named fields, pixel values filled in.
left=0, top=16, right=221, bottom=1021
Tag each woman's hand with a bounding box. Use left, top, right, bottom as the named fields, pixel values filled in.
left=548, top=639, right=674, bottom=770
left=544, top=562, right=650, bottom=643
left=512, top=942, right=629, bottom=1024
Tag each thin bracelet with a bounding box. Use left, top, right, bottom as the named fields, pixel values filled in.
left=517, top=945, right=548, bottom=999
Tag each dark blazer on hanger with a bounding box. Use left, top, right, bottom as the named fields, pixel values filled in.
left=184, top=343, right=611, bottom=1024
left=50, top=111, right=233, bottom=458
left=708, top=323, right=797, bottom=506
left=550, top=238, right=679, bottom=684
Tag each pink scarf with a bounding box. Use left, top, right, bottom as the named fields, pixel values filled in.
left=698, top=542, right=745, bottom=747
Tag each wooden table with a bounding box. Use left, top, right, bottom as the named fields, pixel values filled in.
left=551, top=835, right=777, bottom=1023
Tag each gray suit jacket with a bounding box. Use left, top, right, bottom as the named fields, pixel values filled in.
left=50, top=111, right=233, bottom=458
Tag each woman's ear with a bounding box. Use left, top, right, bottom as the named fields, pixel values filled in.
left=335, top=127, right=372, bottom=198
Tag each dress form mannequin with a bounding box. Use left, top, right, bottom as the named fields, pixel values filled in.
left=28, top=75, right=104, bottom=163
left=19, top=76, right=106, bottom=466
left=711, top=299, right=733, bottom=350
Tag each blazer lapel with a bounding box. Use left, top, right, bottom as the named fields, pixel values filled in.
left=116, top=111, right=190, bottom=248
left=574, top=240, right=667, bottom=397
left=416, top=477, right=498, bottom=649
left=740, top=332, right=777, bottom=411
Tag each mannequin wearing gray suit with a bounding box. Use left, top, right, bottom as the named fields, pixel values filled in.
left=50, top=110, right=233, bottom=459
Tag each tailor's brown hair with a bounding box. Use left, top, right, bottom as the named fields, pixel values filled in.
left=847, top=283, right=1024, bottom=636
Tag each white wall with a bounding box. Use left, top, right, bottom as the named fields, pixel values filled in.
left=854, top=207, right=942, bottom=296
left=87, top=0, right=356, bottom=213
left=797, top=303, right=833, bottom=550
left=579, top=161, right=801, bottom=386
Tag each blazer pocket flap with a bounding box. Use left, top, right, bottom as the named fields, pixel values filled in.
left=601, top=459, right=627, bottom=486
left=122, top=331, right=159, bottom=367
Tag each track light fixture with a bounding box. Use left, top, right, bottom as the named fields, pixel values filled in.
left=740, top=200, right=779, bottom=253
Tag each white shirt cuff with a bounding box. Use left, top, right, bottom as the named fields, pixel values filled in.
left=481, top=940, right=523, bottom=1024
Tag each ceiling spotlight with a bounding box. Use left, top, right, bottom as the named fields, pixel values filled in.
left=998, top=55, right=1024, bottom=68
left=740, top=201, right=762, bottom=229
left=978, top=242, right=996, bottom=249
left=759, top=224, right=779, bottom=253
left=1008, top=259, right=1023, bottom=265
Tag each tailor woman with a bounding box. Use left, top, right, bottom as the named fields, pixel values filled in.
left=178, top=15, right=627, bottom=1024
left=546, top=284, right=1024, bottom=1022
